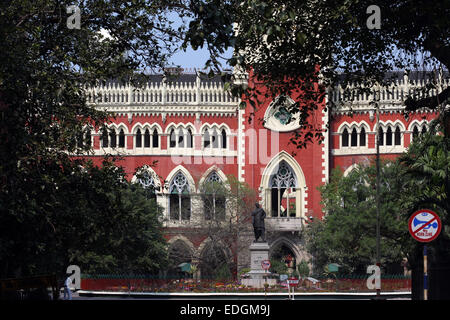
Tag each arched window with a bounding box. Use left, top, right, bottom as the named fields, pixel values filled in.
left=342, top=128, right=349, bottom=147
left=378, top=127, right=384, bottom=146
left=152, top=129, right=159, bottom=148
left=212, top=129, right=219, bottom=148
left=169, top=129, right=176, bottom=148
left=202, top=171, right=226, bottom=221
left=76, top=130, right=84, bottom=148
left=137, top=170, right=157, bottom=202
left=118, top=129, right=125, bottom=148
left=351, top=128, right=358, bottom=147
left=169, top=172, right=191, bottom=221
left=178, top=128, right=184, bottom=148
left=135, top=129, right=142, bottom=148
left=394, top=126, right=401, bottom=146
left=270, top=161, right=297, bottom=217
left=85, top=129, right=91, bottom=147
left=359, top=127, right=366, bottom=147
left=221, top=129, right=227, bottom=149
left=186, top=129, right=193, bottom=148
left=412, top=125, right=419, bottom=140
left=144, top=129, right=151, bottom=148
left=101, top=128, right=108, bottom=147
left=203, top=129, right=211, bottom=148
left=386, top=127, right=393, bottom=146
left=109, top=129, right=116, bottom=148
left=421, top=126, right=427, bottom=134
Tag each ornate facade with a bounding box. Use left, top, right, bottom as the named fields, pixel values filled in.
left=80, top=70, right=447, bottom=277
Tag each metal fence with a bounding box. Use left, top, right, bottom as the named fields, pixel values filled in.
left=80, top=273, right=411, bottom=293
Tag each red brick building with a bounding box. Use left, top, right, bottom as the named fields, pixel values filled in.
left=81, top=70, right=443, bottom=277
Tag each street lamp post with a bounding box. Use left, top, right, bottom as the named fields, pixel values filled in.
left=375, top=84, right=381, bottom=298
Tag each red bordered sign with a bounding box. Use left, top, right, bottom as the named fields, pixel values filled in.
left=408, top=209, right=442, bottom=243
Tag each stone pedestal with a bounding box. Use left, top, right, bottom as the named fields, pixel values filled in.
left=241, top=242, right=277, bottom=288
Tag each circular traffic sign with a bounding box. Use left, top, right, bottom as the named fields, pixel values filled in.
left=261, top=260, right=271, bottom=270
left=408, top=209, right=441, bottom=243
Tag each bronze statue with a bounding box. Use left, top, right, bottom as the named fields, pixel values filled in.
left=251, top=203, right=266, bottom=242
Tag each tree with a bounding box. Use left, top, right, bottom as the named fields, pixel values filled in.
left=0, top=0, right=190, bottom=277
left=306, top=162, right=411, bottom=274
left=184, top=0, right=449, bottom=145
left=397, top=121, right=450, bottom=298
left=167, top=174, right=257, bottom=279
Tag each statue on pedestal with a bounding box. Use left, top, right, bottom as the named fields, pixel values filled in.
left=251, top=203, right=266, bottom=242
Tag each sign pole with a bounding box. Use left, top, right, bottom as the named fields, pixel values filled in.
left=408, top=209, right=442, bottom=301
left=424, top=245, right=428, bottom=300
left=287, top=281, right=291, bottom=300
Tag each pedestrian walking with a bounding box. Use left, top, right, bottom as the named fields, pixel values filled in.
left=63, top=274, right=73, bottom=300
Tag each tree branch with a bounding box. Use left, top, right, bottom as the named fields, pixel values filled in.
left=404, top=86, right=450, bottom=112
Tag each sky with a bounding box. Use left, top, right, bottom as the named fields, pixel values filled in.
left=168, top=46, right=234, bottom=71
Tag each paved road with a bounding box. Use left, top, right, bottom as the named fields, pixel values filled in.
left=63, top=291, right=410, bottom=300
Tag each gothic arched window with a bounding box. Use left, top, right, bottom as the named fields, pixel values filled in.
left=169, top=172, right=191, bottom=221
left=186, top=129, right=193, bottom=148
left=360, top=127, right=366, bottom=147
left=135, top=129, right=142, bottom=148
left=270, top=161, right=297, bottom=218
left=212, top=129, right=219, bottom=148
left=109, top=129, right=116, bottom=148
left=169, top=129, right=176, bottom=148
left=118, top=129, right=125, bottom=148
left=178, top=128, right=184, bottom=148
left=202, top=171, right=225, bottom=221
left=101, top=128, right=108, bottom=147
left=394, top=126, right=401, bottom=146
left=386, top=127, right=393, bottom=146
left=412, top=125, right=419, bottom=140
left=378, top=127, right=384, bottom=146
left=137, top=170, right=157, bottom=201
left=351, top=128, right=358, bottom=147
left=221, top=129, right=227, bottom=149
left=342, top=128, right=349, bottom=147
left=152, top=129, right=159, bottom=148
left=85, top=129, right=92, bottom=147
left=203, top=129, right=211, bottom=148
left=144, top=129, right=151, bottom=148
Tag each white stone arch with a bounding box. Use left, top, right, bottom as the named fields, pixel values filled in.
left=408, top=119, right=429, bottom=132
left=197, top=166, right=229, bottom=193
left=109, top=122, right=129, bottom=134
left=343, top=163, right=360, bottom=177
left=260, top=151, right=307, bottom=218
left=131, top=122, right=145, bottom=134
left=165, top=165, right=195, bottom=192
left=195, top=237, right=233, bottom=277
left=269, top=236, right=307, bottom=267
left=167, top=236, right=196, bottom=274
left=378, top=120, right=406, bottom=147
left=181, top=122, right=196, bottom=135
left=263, top=95, right=301, bottom=132
left=167, top=235, right=196, bottom=256
left=196, top=237, right=232, bottom=260
left=199, top=122, right=213, bottom=134
left=130, top=165, right=162, bottom=189
left=381, top=119, right=406, bottom=131
left=164, top=122, right=179, bottom=134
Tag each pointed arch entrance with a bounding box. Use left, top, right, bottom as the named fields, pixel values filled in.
left=260, top=151, right=307, bottom=218
left=269, top=237, right=305, bottom=275
left=197, top=239, right=232, bottom=280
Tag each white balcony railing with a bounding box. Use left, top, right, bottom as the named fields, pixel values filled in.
left=265, top=217, right=303, bottom=232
